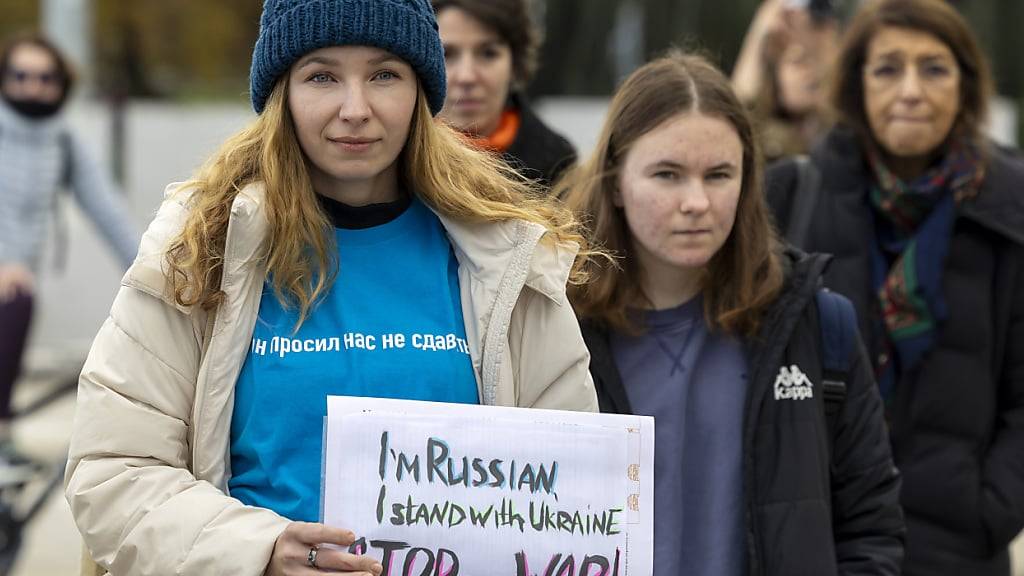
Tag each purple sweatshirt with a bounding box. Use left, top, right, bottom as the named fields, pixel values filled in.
left=610, top=296, right=748, bottom=576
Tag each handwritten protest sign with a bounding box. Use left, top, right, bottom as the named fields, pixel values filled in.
left=323, top=397, right=654, bottom=576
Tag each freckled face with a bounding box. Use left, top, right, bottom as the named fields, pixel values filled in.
left=616, top=112, right=744, bottom=277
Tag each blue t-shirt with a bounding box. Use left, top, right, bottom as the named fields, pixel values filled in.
left=610, top=296, right=748, bottom=576
left=229, top=198, right=479, bottom=521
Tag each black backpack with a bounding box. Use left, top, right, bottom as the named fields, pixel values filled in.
left=785, top=155, right=855, bottom=454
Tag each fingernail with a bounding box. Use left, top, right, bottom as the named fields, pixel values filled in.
left=373, top=562, right=383, bottom=574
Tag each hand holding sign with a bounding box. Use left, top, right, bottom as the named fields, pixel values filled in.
left=267, top=522, right=383, bottom=576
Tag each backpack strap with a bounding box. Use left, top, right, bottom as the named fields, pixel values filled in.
left=815, top=289, right=857, bottom=457
left=785, top=155, right=822, bottom=248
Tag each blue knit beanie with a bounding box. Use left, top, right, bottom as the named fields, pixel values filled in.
left=249, top=0, right=447, bottom=116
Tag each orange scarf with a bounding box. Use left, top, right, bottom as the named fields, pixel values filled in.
left=465, top=107, right=521, bottom=153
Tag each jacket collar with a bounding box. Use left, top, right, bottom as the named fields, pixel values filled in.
left=583, top=248, right=831, bottom=416
left=751, top=248, right=831, bottom=354
left=815, top=127, right=1024, bottom=247
left=432, top=208, right=576, bottom=307
left=959, top=145, right=1024, bottom=246
left=122, top=181, right=271, bottom=313
left=503, top=92, right=576, bottom=186
left=504, top=93, right=560, bottom=160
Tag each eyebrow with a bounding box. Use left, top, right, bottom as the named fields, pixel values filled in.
left=367, top=54, right=404, bottom=66
left=295, top=55, right=338, bottom=70
left=295, top=53, right=404, bottom=70
left=647, top=160, right=737, bottom=172
left=442, top=39, right=503, bottom=50
left=917, top=55, right=954, bottom=64
left=708, top=162, right=737, bottom=173
left=872, top=50, right=954, bottom=62
left=649, top=160, right=685, bottom=171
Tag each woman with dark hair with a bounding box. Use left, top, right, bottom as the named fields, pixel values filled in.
left=766, top=0, right=1024, bottom=573
left=433, top=0, right=576, bottom=188
left=0, top=33, right=137, bottom=450
left=562, top=51, right=904, bottom=575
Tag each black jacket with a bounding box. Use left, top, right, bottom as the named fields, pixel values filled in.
left=582, top=251, right=905, bottom=576
left=766, top=128, right=1024, bottom=576
left=503, top=93, right=576, bottom=189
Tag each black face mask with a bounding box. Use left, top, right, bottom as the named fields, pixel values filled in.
left=2, top=93, right=63, bottom=119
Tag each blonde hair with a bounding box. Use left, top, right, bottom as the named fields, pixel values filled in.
left=166, top=78, right=590, bottom=326
left=561, top=52, right=784, bottom=337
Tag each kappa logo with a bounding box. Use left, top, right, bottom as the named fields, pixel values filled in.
left=774, top=364, right=814, bottom=401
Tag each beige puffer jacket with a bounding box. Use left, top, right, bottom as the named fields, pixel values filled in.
left=65, top=183, right=597, bottom=575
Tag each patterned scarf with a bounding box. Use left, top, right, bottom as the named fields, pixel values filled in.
left=866, top=142, right=984, bottom=399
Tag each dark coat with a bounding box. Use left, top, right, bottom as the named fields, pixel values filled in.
left=766, top=127, right=1024, bottom=576
left=582, top=251, right=905, bottom=576
left=502, top=93, right=576, bottom=189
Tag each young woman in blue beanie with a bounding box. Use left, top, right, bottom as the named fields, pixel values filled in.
left=64, top=1, right=598, bottom=574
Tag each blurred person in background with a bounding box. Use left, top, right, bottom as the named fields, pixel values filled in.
left=766, top=0, right=1024, bottom=574
left=434, top=0, right=576, bottom=188
left=732, top=0, right=840, bottom=162
left=64, top=0, right=597, bottom=574
left=0, top=33, right=137, bottom=457
left=563, top=51, right=904, bottom=576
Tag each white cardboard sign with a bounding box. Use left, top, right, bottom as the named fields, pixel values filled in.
left=323, top=396, right=654, bottom=576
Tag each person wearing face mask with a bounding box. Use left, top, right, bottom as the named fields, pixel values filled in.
left=0, top=33, right=138, bottom=455
left=732, top=0, right=840, bottom=163
left=766, top=1, right=1024, bottom=574
left=433, top=0, right=576, bottom=189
